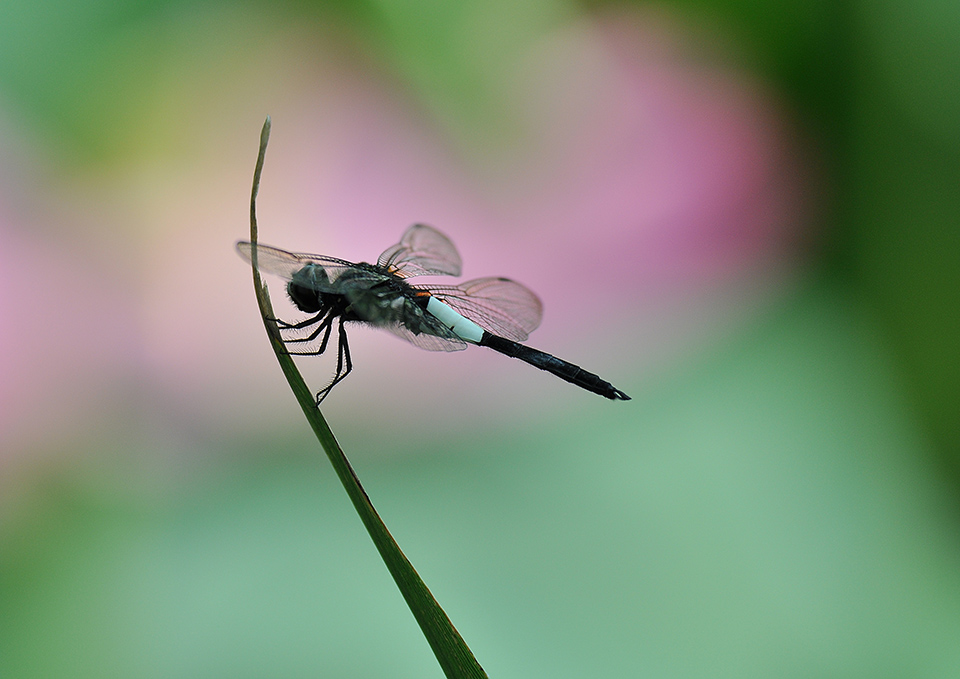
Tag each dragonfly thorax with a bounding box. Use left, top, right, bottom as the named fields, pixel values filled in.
left=337, top=273, right=423, bottom=328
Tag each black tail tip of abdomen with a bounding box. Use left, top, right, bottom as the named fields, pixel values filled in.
left=609, top=388, right=631, bottom=401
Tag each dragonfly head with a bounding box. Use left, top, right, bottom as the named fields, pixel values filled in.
left=287, top=265, right=327, bottom=313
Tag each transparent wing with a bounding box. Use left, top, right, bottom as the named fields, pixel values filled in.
left=341, top=284, right=469, bottom=352
left=424, top=277, right=543, bottom=342
left=236, top=241, right=359, bottom=287
left=378, top=321, right=468, bottom=352
left=377, top=224, right=462, bottom=278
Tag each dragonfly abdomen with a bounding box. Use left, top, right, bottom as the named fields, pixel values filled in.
left=479, top=333, right=630, bottom=401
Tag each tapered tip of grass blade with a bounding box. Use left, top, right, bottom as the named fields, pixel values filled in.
left=250, top=116, right=271, bottom=246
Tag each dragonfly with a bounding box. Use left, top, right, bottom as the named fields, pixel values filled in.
left=237, top=224, right=630, bottom=403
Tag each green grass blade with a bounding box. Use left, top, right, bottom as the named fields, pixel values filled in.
left=246, top=117, right=487, bottom=679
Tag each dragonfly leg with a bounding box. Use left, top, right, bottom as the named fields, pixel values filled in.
left=315, top=318, right=353, bottom=405
left=282, top=307, right=336, bottom=354
left=273, top=313, right=322, bottom=330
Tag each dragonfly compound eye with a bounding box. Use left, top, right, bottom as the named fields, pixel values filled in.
left=286, top=281, right=321, bottom=313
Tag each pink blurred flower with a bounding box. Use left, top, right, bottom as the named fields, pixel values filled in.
left=0, top=202, right=136, bottom=464
left=148, top=8, right=809, bottom=426
left=0, top=6, right=812, bottom=464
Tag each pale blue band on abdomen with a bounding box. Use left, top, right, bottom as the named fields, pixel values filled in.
left=426, top=296, right=484, bottom=344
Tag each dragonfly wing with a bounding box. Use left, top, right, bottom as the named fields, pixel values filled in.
left=236, top=241, right=357, bottom=286
left=377, top=224, right=462, bottom=278
left=427, top=277, right=543, bottom=342
left=378, top=319, right=468, bottom=352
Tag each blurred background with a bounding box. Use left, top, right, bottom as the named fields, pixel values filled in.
left=1, top=0, right=958, bottom=677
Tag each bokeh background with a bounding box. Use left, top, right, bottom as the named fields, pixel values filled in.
left=1, top=0, right=959, bottom=677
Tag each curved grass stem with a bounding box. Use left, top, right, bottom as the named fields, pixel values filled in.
left=246, top=117, right=487, bottom=679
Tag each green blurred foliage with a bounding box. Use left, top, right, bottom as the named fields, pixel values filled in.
left=0, top=0, right=375, bottom=163
left=0, top=0, right=175, bottom=162
left=851, top=2, right=960, bottom=471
